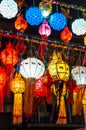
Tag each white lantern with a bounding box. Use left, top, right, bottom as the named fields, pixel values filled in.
left=71, top=66, right=86, bottom=88
left=19, top=57, right=45, bottom=79
left=0, top=0, right=18, bottom=19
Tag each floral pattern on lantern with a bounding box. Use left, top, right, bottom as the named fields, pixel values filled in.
left=49, top=12, right=67, bottom=31
left=39, top=20, right=51, bottom=40
left=25, top=7, right=43, bottom=26
left=60, top=27, right=72, bottom=43
left=15, top=14, right=28, bottom=33
left=11, top=72, right=25, bottom=124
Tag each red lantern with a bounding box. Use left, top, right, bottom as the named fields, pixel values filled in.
left=39, top=20, right=51, bottom=40
left=15, top=14, right=28, bottom=33
left=60, top=27, right=72, bottom=43
left=0, top=66, right=6, bottom=112
left=0, top=42, right=18, bottom=97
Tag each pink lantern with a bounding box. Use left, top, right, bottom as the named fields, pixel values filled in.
left=39, top=20, right=51, bottom=40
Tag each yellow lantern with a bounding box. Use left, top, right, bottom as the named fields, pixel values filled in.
left=11, top=72, right=25, bottom=124
left=84, top=36, right=86, bottom=45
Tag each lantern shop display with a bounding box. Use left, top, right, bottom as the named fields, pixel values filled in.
left=11, top=72, right=25, bottom=124
left=0, top=42, right=19, bottom=97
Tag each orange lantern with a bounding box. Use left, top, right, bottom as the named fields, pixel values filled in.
left=11, top=72, right=25, bottom=124
left=60, top=27, right=72, bottom=43
left=0, top=42, right=18, bottom=97
left=15, top=14, right=28, bottom=33
left=0, top=66, right=6, bottom=112
left=84, top=36, right=86, bottom=45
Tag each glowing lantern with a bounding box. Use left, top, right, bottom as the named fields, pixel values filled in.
left=11, top=72, right=25, bottom=124
left=39, top=20, right=51, bottom=40
left=84, top=36, right=86, bottom=45
left=71, top=66, right=86, bottom=88
left=60, top=27, right=72, bottom=43
left=0, top=0, right=18, bottom=19
left=0, top=42, right=18, bottom=96
left=16, top=0, right=24, bottom=9
left=0, top=66, right=6, bottom=112
left=15, top=14, right=28, bottom=33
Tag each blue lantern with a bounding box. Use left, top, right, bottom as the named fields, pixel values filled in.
left=25, top=7, right=43, bottom=26
left=49, top=13, right=67, bottom=31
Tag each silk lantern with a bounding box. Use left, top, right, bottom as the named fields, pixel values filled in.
left=39, top=20, right=51, bottom=40
left=0, top=42, right=18, bottom=97
left=15, top=14, right=28, bottom=33
left=0, top=66, right=6, bottom=112
left=60, top=27, right=72, bottom=43
left=11, top=72, right=25, bottom=124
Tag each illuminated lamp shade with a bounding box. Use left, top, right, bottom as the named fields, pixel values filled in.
left=25, top=7, right=43, bottom=26
left=48, top=51, right=70, bottom=81
left=0, top=0, right=18, bottom=19
left=84, top=36, right=86, bottom=45
left=11, top=72, right=25, bottom=124
left=15, top=14, right=28, bottom=33
left=60, top=27, right=72, bottom=43
left=19, top=57, right=45, bottom=79
left=72, top=18, right=86, bottom=36
left=71, top=66, right=86, bottom=88
left=49, top=12, right=67, bottom=31
left=39, top=1, right=52, bottom=17
left=39, top=20, right=51, bottom=40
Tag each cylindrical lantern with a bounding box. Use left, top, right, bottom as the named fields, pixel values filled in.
left=39, top=20, right=51, bottom=40
left=15, top=14, right=28, bottom=33
left=11, top=72, right=25, bottom=124
left=71, top=66, right=86, bottom=88
left=60, top=27, right=72, bottom=43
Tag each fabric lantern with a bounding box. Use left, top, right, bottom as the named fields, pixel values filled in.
left=25, top=7, right=43, bottom=26
left=39, top=20, right=51, bottom=40
left=15, top=14, right=28, bottom=33
left=0, top=66, right=6, bottom=112
left=84, top=36, right=86, bottom=45
left=11, top=72, right=25, bottom=124
left=0, top=42, right=18, bottom=97
left=60, top=27, right=72, bottom=43
left=0, top=0, right=18, bottom=19
left=39, top=1, right=52, bottom=17
left=71, top=66, right=86, bottom=88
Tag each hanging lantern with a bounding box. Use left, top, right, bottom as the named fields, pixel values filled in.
left=60, top=27, right=72, bottom=43
left=15, top=14, right=28, bottom=33
left=39, top=1, right=52, bottom=17
left=25, top=7, right=43, bottom=26
left=0, top=42, right=19, bottom=96
left=11, top=72, right=25, bottom=124
left=39, top=20, right=51, bottom=40
left=0, top=66, right=6, bottom=112
left=49, top=12, right=67, bottom=31
left=71, top=66, right=86, bottom=88
left=84, top=36, right=86, bottom=45
left=16, top=0, right=24, bottom=9
left=82, top=51, right=86, bottom=66
left=0, top=0, right=18, bottom=19
left=48, top=51, right=70, bottom=81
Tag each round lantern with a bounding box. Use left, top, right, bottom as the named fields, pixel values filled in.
left=39, top=20, right=51, bottom=40
left=49, top=12, right=67, bottom=31
left=0, top=0, right=18, bottom=19
left=71, top=66, right=86, bottom=88
left=15, top=14, right=28, bottom=33
left=25, top=7, right=43, bottom=26
left=11, top=72, right=25, bottom=124
left=19, top=57, right=45, bottom=79
left=60, top=27, right=72, bottom=43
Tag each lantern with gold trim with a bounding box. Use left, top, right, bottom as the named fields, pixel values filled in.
left=11, top=72, right=25, bottom=124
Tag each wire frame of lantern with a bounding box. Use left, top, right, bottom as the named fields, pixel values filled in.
left=0, top=0, right=18, bottom=19
left=19, top=57, right=45, bottom=79
left=71, top=66, right=86, bottom=88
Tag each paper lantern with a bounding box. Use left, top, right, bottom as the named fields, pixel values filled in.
left=19, top=57, right=45, bottom=79
left=11, top=72, right=25, bottom=124
left=15, top=14, right=28, bottom=33
left=60, top=27, right=72, bottom=43
left=71, top=66, right=86, bottom=88
left=25, top=7, right=43, bottom=26
left=0, top=0, right=18, bottom=19
left=39, top=20, right=51, bottom=40
left=49, top=12, right=67, bottom=31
